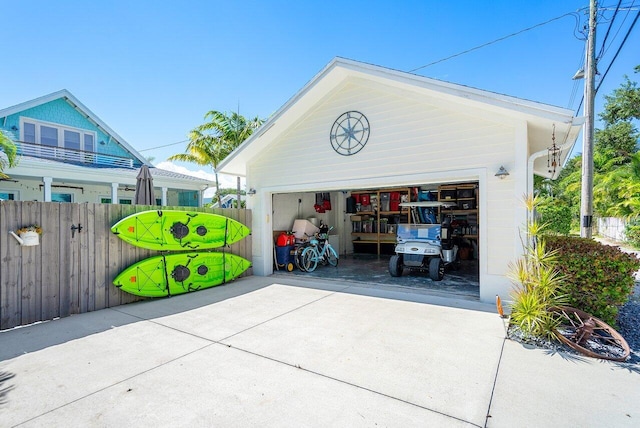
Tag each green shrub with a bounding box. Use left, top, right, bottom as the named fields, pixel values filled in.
left=545, top=235, right=640, bottom=326
left=537, top=200, right=572, bottom=235
left=625, top=218, right=640, bottom=249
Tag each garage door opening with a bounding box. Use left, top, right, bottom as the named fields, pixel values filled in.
left=272, top=182, right=480, bottom=300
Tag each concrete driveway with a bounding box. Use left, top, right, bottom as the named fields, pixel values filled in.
left=1, top=276, right=639, bottom=427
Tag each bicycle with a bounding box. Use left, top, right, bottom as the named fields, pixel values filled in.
left=300, top=227, right=338, bottom=272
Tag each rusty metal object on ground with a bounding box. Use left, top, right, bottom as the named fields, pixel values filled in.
left=551, top=306, right=630, bottom=362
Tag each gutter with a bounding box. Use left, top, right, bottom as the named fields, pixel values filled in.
left=527, top=117, right=584, bottom=195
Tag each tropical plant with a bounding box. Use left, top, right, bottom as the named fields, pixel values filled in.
left=508, top=195, right=567, bottom=340
left=169, top=111, right=263, bottom=203
left=0, top=131, right=18, bottom=179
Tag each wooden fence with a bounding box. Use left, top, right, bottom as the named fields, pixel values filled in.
left=0, top=201, right=252, bottom=330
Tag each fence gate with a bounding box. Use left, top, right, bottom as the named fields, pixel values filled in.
left=0, top=201, right=252, bottom=330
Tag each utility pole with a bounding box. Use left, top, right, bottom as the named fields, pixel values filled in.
left=580, top=0, right=597, bottom=238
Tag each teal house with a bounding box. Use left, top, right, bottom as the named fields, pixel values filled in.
left=0, top=90, right=211, bottom=205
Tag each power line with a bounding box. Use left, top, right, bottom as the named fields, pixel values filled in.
left=138, top=139, right=189, bottom=152
left=597, top=0, right=623, bottom=59
left=408, top=11, right=582, bottom=73
left=595, top=6, right=640, bottom=93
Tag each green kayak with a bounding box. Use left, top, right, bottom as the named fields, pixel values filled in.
left=111, top=210, right=250, bottom=251
left=113, top=251, right=251, bottom=297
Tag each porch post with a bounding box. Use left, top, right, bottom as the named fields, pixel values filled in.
left=43, top=177, right=52, bottom=202
left=162, top=187, right=168, bottom=206
left=111, top=183, right=119, bottom=204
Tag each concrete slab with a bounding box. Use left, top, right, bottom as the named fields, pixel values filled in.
left=488, top=339, right=640, bottom=427
left=18, top=344, right=474, bottom=427
left=1, top=315, right=211, bottom=427
left=225, top=287, right=505, bottom=426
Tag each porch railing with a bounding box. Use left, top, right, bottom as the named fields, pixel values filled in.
left=16, top=140, right=134, bottom=168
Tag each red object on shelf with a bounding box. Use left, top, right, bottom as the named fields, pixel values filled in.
left=390, top=192, right=400, bottom=201
left=361, top=194, right=371, bottom=205
left=353, top=194, right=361, bottom=203
left=390, top=201, right=400, bottom=211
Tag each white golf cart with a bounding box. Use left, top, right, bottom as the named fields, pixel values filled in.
left=388, top=201, right=459, bottom=281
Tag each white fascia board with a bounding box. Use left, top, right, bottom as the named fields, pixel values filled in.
left=7, top=160, right=208, bottom=190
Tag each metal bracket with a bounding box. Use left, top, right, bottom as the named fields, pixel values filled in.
left=71, top=224, right=83, bottom=238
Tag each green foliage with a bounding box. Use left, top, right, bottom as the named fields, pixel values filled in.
left=170, top=111, right=263, bottom=203
left=536, top=199, right=572, bottom=235
left=625, top=218, right=640, bottom=249
left=535, top=68, right=640, bottom=221
left=508, top=195, right=567, bottom=340
left=544, top=236, right=640, bottom=327
left=0, top=130, right=18, bottom=179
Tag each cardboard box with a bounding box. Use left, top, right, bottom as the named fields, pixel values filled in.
left=292, top=219, right=320, bottom=240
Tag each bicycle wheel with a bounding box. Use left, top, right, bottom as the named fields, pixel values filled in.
left=301, top=247, right=318, bottom=272
left=294, top=246, right=307, bottom=272
left=326, top=246, right=338, bottom=267
left=551, top=306, right=630, bottom=362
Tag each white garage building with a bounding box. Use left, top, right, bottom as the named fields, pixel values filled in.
left=218, top=58, right=582, bottom=303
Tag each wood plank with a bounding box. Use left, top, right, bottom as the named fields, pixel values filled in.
left=106, top=204, right=123, bottom=307
left=58, top=203, right=73, bottom=317
left=0, top=201, right=22, bottom=330
left=20, top=201, right=41, bottom=325
left=93, top=203, right=108, bottom=310
left=40, top=202, right=60, bottom=321
left=79, top=203, right=90, bottom=313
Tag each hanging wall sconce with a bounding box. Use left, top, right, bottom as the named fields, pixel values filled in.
left=495, top=166, right=509, bottom=179
left=547, top=124, right=561, bottom=175
left=247, top=188, right=256, bottom=195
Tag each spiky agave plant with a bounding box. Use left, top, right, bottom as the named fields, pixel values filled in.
left=507, top=195, right=567, bottom=340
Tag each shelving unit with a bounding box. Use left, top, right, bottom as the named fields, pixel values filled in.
left=438, top=183, right=479, bottom=240
left=350, top=187, right=410, bottom=255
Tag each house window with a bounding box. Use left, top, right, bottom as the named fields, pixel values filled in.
left=52, top=193, right=72, bottom=203
left=0, top=192, right=16, bottom=201
left=20, top=118, right=97, bottom=153
left=100, top=197, right=133, bottom=204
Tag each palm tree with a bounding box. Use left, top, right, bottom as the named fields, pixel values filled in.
left=0, top=131, right=18, bottom=179
left=169, top=111, right=263, bottom=204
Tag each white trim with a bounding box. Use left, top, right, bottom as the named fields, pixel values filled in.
left=43, top=177, right=52, bottom=202
left=20, top=117, right=97, bottom=151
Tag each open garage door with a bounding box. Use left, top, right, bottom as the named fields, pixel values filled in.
left=271, top=182, right=480, bottom=300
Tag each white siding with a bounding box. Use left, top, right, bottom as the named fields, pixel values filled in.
left=247, top=80, right=525, bottom=303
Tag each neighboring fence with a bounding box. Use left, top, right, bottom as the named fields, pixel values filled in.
left=596, top=217, right=628, bottom=242
left=0, top=201, right=252, bottom=330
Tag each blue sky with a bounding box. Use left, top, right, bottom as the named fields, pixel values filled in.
left=1, top=0, right=638, bottom=188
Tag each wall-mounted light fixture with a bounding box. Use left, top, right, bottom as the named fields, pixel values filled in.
left=247, top=188, right=256, bottom=195
left=10, top=125, right=18, bottom=131
left=495, top=166, right=510, bottom=179
left=99, top=140, right=106, bottom=145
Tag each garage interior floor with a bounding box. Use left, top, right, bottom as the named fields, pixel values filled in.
left=275, top=253, right=480, bottom=301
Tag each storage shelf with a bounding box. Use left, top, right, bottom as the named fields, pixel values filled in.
left=349, top=187, right=410, bottom=255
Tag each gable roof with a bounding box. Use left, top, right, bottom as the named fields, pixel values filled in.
left=0, top=89, right=150, bottom=166
left=218, top=57, right=582, bottom=178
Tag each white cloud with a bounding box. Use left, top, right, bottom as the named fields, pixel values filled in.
left=155, top=161, right=245, bottom=198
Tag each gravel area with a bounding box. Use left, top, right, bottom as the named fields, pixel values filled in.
left=617, top=282, right=640, bottom=364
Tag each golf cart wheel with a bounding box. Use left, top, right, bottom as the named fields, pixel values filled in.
left=429, top=258, right=444, bottom=281
left=389, top=255, right=403, bottom=277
